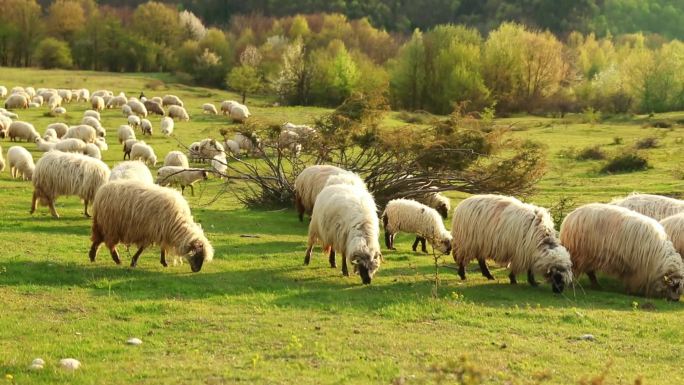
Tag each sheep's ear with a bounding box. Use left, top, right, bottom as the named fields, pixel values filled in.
left=664, top=275, right=672, bottom=284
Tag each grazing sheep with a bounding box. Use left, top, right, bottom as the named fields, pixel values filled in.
left=43, top=128, right=58, bottom=142
left=81, top=117, right=104, bottom=138
left=130, top=142, right=157, bottom=166
left=229, top=103, right=250, bottom=122
left=561, top=203, right=684, bottom=300
left=35, top=137, right=57, bottom=152
left=89, top=180, right=213, bottom=272
left=110, top=161, right=153, bottom=184
left=11, top=86, right=25, bottom=94
left=0, top=86, right=6, bottom=98
left=188, top=142, right=201, bottom=162
left=122, top=104, right=133, bottom=117
left=47, top=94, right=62, bottom=110
left=167, top=105, right=190, bottom=121
left=0, top=145, right=4, bottom=171
left=164, top=151, right=189, bottom=168
left=25, top=87, right=36, bottom=99
left=202, top=103, right=218, bottom=115
left=128, top=99, right=148, bottom=117
left=5, top=94, right=28, bottom=109
left=278, top=130, right=302, bottom=156
left=52, top=107, right=66, bottom=115
left=141, top=119, right=152, bottom=136
left=233, top=132, right=261, bottom=156
left=223, top=139, right=240, bottom=157
left=128, top=115, right=141, bottom=129
left=63, top=125, right=96, bottom=143
left=117, top=125, right=136, bottom=144
left=220, top=100, right=238, bottom=115
left=94, top=137, right=108, bottom=151
left=83, top=110, right=100, bottom=121
left=416, top=190, right=451, bottom=219
left=30, top=151, right=110, bottom=218
left=162, top=95, right=184, bottom=107
left=123, top=139, right=139, bottom=160
left=91, top=90, right=112, bottom=99
left=28, top=102, right=40, bottom=108
left=7, top=146, right=34, bottom=180
left=661, top=213, right=684, bottom=259
left=611, top=193, right=684, bottom=221
left=0, top=108, right=18, bottom=119
left=77, top=88, right=90, bottom=102
left=55, top=138, right=87, bottom=153
left=32, top=95, right=43, bottom=106
left=382, top=199, right=453, bottom=255
left=107, top=95, right=127, bottom=109
left=160, top=117, right=174, bottom=136
left=197, top=139, right=224, bottom=162
left=452, top=194, right=573, bottom=293
left=91, top=96, right=105, bottom=111
left=57, top=89, right=72, bottom=103
left=8, top=121, right=40, bottom=142
left=282, top=122, right=316, bottom=138
left=156, top=166, right=209, bottom=196
left=305, top=183, right=382, bottom=284
left=47, top=123, right=68, bottom=138
left=211, top=154, right=227, bottom=175
left=294, top=165, right=366, bottom=222
left=151, top=96, right=162, bottom=104
left=0, top=114, right=12, bottom=136
left=144, top=100, right=165, bottom=116
left=84, top=143, right=102, bottom=159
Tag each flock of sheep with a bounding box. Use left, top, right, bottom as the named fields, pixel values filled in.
left=1, top=84, right=684, bottom=301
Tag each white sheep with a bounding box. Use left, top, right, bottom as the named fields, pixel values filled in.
left=63, top=125, right=96, bottom=143
left=109, top=161, right=153, bottom=184
left=35, top=137, right=57, bottom=152
left=25, top=87, right=36, bottom=99
left=140, top=119, right=152, bottom=136
left=229, top=103, right=250, bottom=122
left=94, top=137, right=108, bottom=151
left=47, top=123, right=68, bottom=138
left=28, top=102, right=40, bottom=108
left=167, top=105, right=190, bottom=121
left=196, top=139, right=224, bottom=162
left=202, top=103, right=218, bottom=115
left=122, top=104, right=133, bottom=117
left=164, top=151, right=189, bottom=168
left=91, top=96, right=105, bottom=111
left=4, top=94, right=28, bottom=109
left=0, top=114, right=12, bottom=137
left=0, top=86, right=7, bottom=98
left=81, top=116, right=102, bottom=129
left=416, top=190, right=451, bottom=219
left=0, top=108, right=18, bottom=119
left=211, top=154, right=227, bottom=175
left=294, top=165, right=366, bottom=222
left=107, top=95, right=127, bottom=109
left=223, top=139, right=240, bottom=157
left=8, top=121, right=39, bottom=142
left=282, top=122, right=316, bottom=138
left=452, top=194, right=573, bottom=293
left=30, top=151, right=110, bottom=218
left=57, top=89, right=72, bottom=103
left=561, top=203, right=684, bottom=300
left=305, top=183, right=382, bottom=284
left=123, top=139, right=139, bottom=160
left=32, top=95, right=43, bottom=106
left=89, top=180, right=213, bottom=271
left=188, top=141, right=201, bottom=162
left=128, top=115, right=141, bottom=129
left=128, top=99, right=148, bottom=117
left=130, top=142, right=157, bottom=166
left=84, top=143, right=102, bottom=159
left=661, top=214, right=684, bottom=259
left=611, top=193, right=684, bottom=221
left=52, top=107, right=66, bottom=115
left=278, top=130, right=302, bottom=156
left=117, top=125, right=136, bottom=144
left=156, top=166, right=209, bottom=196
left=382, top=199, right=453, bottom=255
left=160, top=117, right=174, bottom=136
left=220, top=100, right=238, bottom=115
left=91, top=90, right=112, bottom=99
left=162, top=95, right=184, bottom=107
left=7, top=146, right=34, bottom=180
left=83, top=110, right=100, bottom=121
left=47, top=94, right=62, bottom=110
left=55, top=138, right=87, bottom=153
left=43, top=128, right=58, bottom=142
left=233, top=132, right=261, bottom=156
left=77, top=88, right=90, bottom=102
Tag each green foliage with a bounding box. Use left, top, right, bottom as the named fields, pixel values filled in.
left=601, top=152, right=649, bottom=173
left=635, top=137, right=659, bottom=149
left=227, top=64, right=261, bottom=103
left=576, top=146, right=606, bottom=160
left=33, top=37, right=73, bottom=69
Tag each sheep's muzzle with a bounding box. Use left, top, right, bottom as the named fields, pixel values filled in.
left=359, top=265, right=372, bottom=285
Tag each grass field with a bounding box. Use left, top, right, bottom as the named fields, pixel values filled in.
left=1, top=68, right=683, bottom=384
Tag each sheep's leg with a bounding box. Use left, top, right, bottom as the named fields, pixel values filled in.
left=89, top=240, right=102, bottom=262
left=160, top=249, right=168, bottom=267
left=190, top=185, right=195, bottom=197
left=587, top=271, right=601, bottom=289
left=527, top=270, right=539, bottom=287
left=385, top=231, right=395, bottom=250
left=83, top=200, right=90, bottom=218
left=411, top=237, right=420, bottom=252
left=420, top=237, right=428, bottom=253
left=328, top=248, right=336, bottom=268
left=304, top=245, right=313, bottom=265
left=130, top=246, right=145, bottom=268
left=509, top=272, right=517, bottom=284
left=30, top=190, right=38, bottom=214
left=47, top=199, right=59, bottom=219
left=457, top=262, right=466, bottom=280
left=181, top=186, right=186, bottom=195
left=478, top=258, right=495, bottom=280
left=341, top=256, right=349, bottom=277
left=109, top=246, right=121, bottom=265
left=294, top=194, right=305, bottom=222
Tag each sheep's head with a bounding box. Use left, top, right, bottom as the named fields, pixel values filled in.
left=653, top=272, right=683, bottom=301
left=436, top=203, right=449, bottom=219
left=435, top=231, right=453, bottom=255
left=351, top=250, right=382, bottom=285
left=184, top=239, right=214, bottom=273
left=536, top=239, right=573, bottom=293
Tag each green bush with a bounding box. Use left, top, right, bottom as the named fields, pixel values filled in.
left=634, top=137, right=659, bottom=149
left=601, top=152, right=649, bottom=174
left=576, top=146, right=606, bottom=160
left=34, top=38, right=73, bottom=69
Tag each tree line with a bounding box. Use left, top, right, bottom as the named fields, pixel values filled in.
left=2, top=0, right=684, bottom=115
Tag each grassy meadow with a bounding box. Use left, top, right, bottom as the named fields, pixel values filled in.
left=1, top=68, right=684, bottom=384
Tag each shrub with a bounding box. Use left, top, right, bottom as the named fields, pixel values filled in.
left=612, top=137, right=623, bottom=145
left=651, top=121, right=672, bottom=128
left=576, top=146, right=606, bottom=160
left=34, top=38, right=73, bottom=69
left=601, top=152, right=649, bottom=174
left=396, top=111, right=432, bottom=124
left=634, top=137, right=659, bottom=149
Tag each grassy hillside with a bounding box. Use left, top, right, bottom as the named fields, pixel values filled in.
left=1, top=68, right=683, bottom=384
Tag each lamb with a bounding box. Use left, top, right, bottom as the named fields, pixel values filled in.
left=162, top=95, right=184, bottom=107
left=109, top=161, right=153, bottom=184
left=55, top=138, right=87, bottom=153
left=7, top=146, right=34, bottom=180
left=47, top=123, right=68, bottom=138
left=51, top=107, right=66, bottom=115
left=117, top=125, right=136, bottom=144
left=223, top=139, right=240, bottom=157
left=156, top=166, right=209, bottom=196
left=611, top=193, right=684, bottom=221
left=167, top=105, right=190, bottom=121
left=83, top=110, right=100, bottom=121
left=84, top=143, right=102, bottom=159
left=305, top=183, right=382, bottom=284
left=63, top=125, right=97, bottom=143
left=8, top=121, right=39, bottom=142
left=130, top=142, right=157, bottom=166
left=451, top=194, right=573, bottom=293
left=89, top=179, right=213, bottom=272
left=416, top=190, right=451, bottom=219
left=35, top=137, right=57, bottom=152
left=560, top=203, right=684, bottom=300
left=382, top=199, right=453, bottom=255
left=141, top=119, right=152, bottom=136
left=229, top=103, right=250, bottom=122
left=202, top=103, right=218, bottom=115
left=30, top=151, right=110, bottom=218
left=91, top=96, right=105, bottom=111
left=144, top=100, right=165, bottom=116
left=122, top=104, right=133, bottom=117
left=43, top=128, right=58, bottom=142
left=128, top=99, right=148, bottom=117
left=123, top=139, right=139, bottom=160
left=661, top=214, right=684, bottom=259
left=196, top=139, right=224, bottom=162
left=4, top=94, right=28, bottom=109
left=294, top=165, right=366, bottom=222
left=128, top=115, right=141, bottom=128
left=29, top=102, right=41, bottom=108
left=160, top=117, right=174, bottom=136
left=164, top=151, right=189, bottom=168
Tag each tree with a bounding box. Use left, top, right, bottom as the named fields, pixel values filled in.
left=227, top=65, right=260, bottom=103
left=0, top=0, right=42, bottom=66
left=389, top=29, right=426, bottom=111
left=179, top=10, right=207, bottom=41
left=288, top=15, right=310, bottom=40
left=275, top=38, right=311, bottom=105
left=34, top=37, right=73, bottom=69
left=131, top=2, right=180, bottom=47
left=46, top=0, right=85, bottom=41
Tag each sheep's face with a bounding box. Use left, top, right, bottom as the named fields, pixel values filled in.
left=539, top=242, right=573, bottom=293
left=436, top=236, right=452, bottom=255
left=351, top=251, right=382, bottom=285
left=436, top=204, right=449, bottom=220
left=654, top=273, right=683, bottom=301
left=185, top=240, right=207, bottom=273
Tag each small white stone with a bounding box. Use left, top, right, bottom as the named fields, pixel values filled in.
left=31, top=358, right=45, bottom=366
left=126, top=337, right=142, bottom=346
left=579, top=334, right=596, bottom=341
left=59, top=358, right=81, bottom=371
left=29, top=364, right=44, bottom=371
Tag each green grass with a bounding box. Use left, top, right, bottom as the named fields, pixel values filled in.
left=1, top=68, right=683, bottom=384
